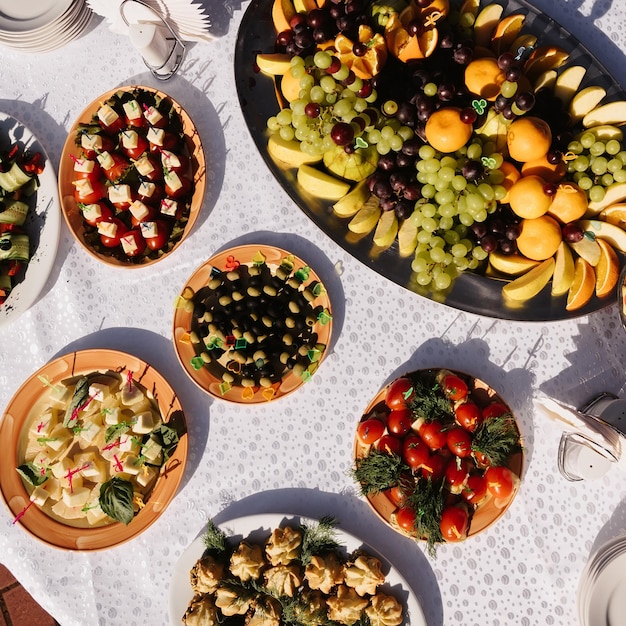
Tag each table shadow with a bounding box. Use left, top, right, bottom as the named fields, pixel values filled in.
left=51, top=326, right=213, bottom=491
left=209, top=487, right=444, bottom=626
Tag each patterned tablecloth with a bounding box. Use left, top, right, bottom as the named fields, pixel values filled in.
left=1, top=1, right=626, bottom=624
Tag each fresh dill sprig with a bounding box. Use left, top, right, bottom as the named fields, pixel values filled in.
left=351, top=449, right=408, bottom=497
left=472, top=412, right=522, bottom=467
left=407, top=372, right=454, bottom=423
left=299, top=516, right=341, bottom=566
left=403, top=477, right=446, bottom=558
left=202, top=519, right=228, bottom=555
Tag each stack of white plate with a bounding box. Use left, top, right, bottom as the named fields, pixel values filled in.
left=578, top=534, right=626, bottom=625
left=0, top=0, right=92, bottom=53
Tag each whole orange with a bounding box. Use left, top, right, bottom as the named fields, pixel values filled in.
left=516, top=215, right=562, bottom=261
left=506, top=116, right=552, bottom=163
left=424, top=107, right=473, bottom=153
left=508, top=175, right=552, bottom=219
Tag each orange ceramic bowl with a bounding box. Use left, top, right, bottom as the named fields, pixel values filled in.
left=0, top=349, right=187, bottom=550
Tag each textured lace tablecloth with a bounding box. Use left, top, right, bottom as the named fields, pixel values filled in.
left=1, top=1, right=626, bottom=624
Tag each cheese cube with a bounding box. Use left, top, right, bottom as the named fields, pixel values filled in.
left=73, top=158, right=97, bottom=174
left=139, top=221, right=158, bottom=239
left=132, top=411, right=157, bottom=434
left=86, top=503, right=109, bottom=526
left=108, top=184, right=133, bottom=205
left=160, top=150, right=182, bottom=169
left=143, top=105, right=163, bottom=126
left=78, top=418, right=101, bottom=444
left=141, top=437, right=162, bottom=462
left=50, top=457, right=73, bottom=479
left=97, top=151, right=115, bottom=170
left=44, top=477, right=63, bottom=501
left=103, top=406, right=122, bottom=425
left=81, top=203, right=104, bottom=222
left=136, top=465, right=158, bottom=488
left=138, top=181, right=157, bottom=199
left=120, top=455, right=142, bottom=475
left=134, top=155, right=155, bottom=177
left=146, top=126, right=165, bottom=146
left=81, top=133, right=103, bottom=152
left=45, top=424, right=73, bottom=452
left=62, top=486, right=91, bottom=508
left=129, top=200, right=151, bottom=221
left=30, top=485, right=51, bottom=506
left=88, top=382, right=111, bottom=403
left=121, top=234, right=140, bottom=256
left=97, top=104, right=120, bottom=127
left=74, top=178, right=94, bottom=197
left=119, top=435, right=140, bottom=454
left=164, top=170, right=183, bottom=193
left=120, top=384, right=145, bottom=406
left=51, top=498, right=86, bottom=520
left=123, top=99, right=142, bottom=121
left=160, top=198, right=178, bottom=217
left=29, top=409, right=57, bottom=437
left=97, top=220, right=118, bottom=238
left=121, top=130, right=139, bottom=150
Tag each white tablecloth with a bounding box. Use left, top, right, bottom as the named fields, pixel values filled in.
left=1, top=1, right=626, bottom=625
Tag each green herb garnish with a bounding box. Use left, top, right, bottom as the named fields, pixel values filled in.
left=472, top=413, right=522, bottom=467
left=299, top=516, right=341, bottom=566
left=150, top=423, right=179, bottom=463
left=403, top=477, right=446, bottom=557
left=16, top=463, right=49, bottom=486
left=407, top=372, right=454, bottom=423
left=104, top=421, right=131, bottom=444
left=62, top=376, right=90, bottom=427
left=99, top=477, right=134, bottom=525
left=351, top=449, right=407, bottom=496
left=202, top=519, right=228, bottom=555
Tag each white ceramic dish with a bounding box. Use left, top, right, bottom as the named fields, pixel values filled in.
left=0, top=0, right=73, bottom=33
left=168, top=513, right=426, bottom=626
left=0, top=112, right=61, bottom=327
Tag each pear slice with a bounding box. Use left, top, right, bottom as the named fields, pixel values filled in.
left=256, top=53, right=292, bottom=76
left=397, top=217, right=419, bottom=257
left=373, top=209, right=398, bottom=249
left=568, top=237, right=601, bottom=266
left=579, top=219, right=626, bottom=253
left=552, top=65, right=586, bottom=106
left=587, top=182, right=626, bottom=214
left=473, top=3, right=504, bottom=47
left=568, top=85, right=607, bottom=123
left=551, top=241, right=575, bottom=296
left=583, top=100, right=626, bottom=128
left=533, top=69, right=557, bottom=93
left=348, top=196, right=382, bottom=234
left=332, top=180, right=370, bottom=218
left=297, top=164, right=350, bottom=200
left=489, top=251, right=541, bottom=276
left=501, top=257, right=555, bottom=301
left=267, top=135, right=322, bottom=168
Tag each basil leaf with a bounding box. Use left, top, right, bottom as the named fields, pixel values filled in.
left=150, top=424, right=179, bottom=463
left=63, top=376, right=90, bottom=427
left=16, top=463, right=49, bottom=486
left=99, top=477, right=134, bottom=525
left=105, top=421, right=131, bottom=444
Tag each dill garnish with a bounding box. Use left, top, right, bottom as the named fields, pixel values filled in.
left=351, top=449, right=408, bottom=496
left=299, top=516, right=341, bottom=566
left=472, top=413, right=522, bottom=467
left=403, top=477, right=446, bottom=557
left=202, top=519, right=228, bottom=555
left=407, top=372, right=453, bottom=423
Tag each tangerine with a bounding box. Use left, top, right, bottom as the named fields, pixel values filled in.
left=547, top=182, right=588, bottom=224
left=506, top=116, right=552, bottom=163
left=424, top=107, right=473, bottom=153
left=464, top=58, right=506, bottom=101
left=508, top=175, right=552, bottom=219
left=516, top=215, right=562, bottom=261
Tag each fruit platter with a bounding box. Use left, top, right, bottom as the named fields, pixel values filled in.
left=235, top=0, right=626, bottom=320
left=352, top=369, right=523, bottom=554
left=58, top=86, right=206, bottom=268
left=0, top=349, right=187, bottom=550
left=169, top=514, right=427, bottom=625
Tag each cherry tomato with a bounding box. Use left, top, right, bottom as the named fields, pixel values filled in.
left=420, top=452, right=447, bottom=481
left=455, top=401, right=482, bottom=432
left=440, top=505, right=469, bottom=542
left=482, top=402, right=510, bottom=420
left=80, top=135, right=115, bottom=159
left=73, top=158, right=102, bottom=182
left=387, top=408, right=412, bottom=436
left=385, top=377, right=415, bottom=410
left=441, top=374, right=468, bottom=401
left=74, top=178, right=107, bottom=204
left=357, top=419, right=385, bottom=445
left=99, top=115, right=125, bottom=134
left=119, top=229, right=147, bottom=257
left=98, top=217, right=128, bottom=248
left=164, top=172, right=192, bottom=198
left=485, top=466, right=517, bottom=499
left=137, top=183, right=165, bottom=206
left=120, top=133, right=149, bottom=160
left=376, top=434, right=403, bottom=456
left=420, top=421, right=447, bottom=450
left=395, top=506, right=417, bottom=533
left=130, top=204, right=157, bottom=227
left=402, top=434, right=429, bottom=471
left=102, top=152, right=131, bottom=183
left=461, top=474, right=488, bottom=505
left=447, top=427, right=472, bottom=458
left=445, top=457, right=471, bottom=492
left=384, top=484, right=405, bottom=507
left=149, top=131, right=180, bottom=151
left=143, top=220, right=172, bottom=251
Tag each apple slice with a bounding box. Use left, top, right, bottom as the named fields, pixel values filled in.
left=587, top=182, right=626, bottom=214
left=509, top=33, right=537, bottom=55
left=267, top=135, right=323, bottom=167
left=523, top=46, right=569, bottom=81
left=348, top=196, right=382, bottom=234
left=502, top=257, right=555, bottom=301
left=460, top=0, right=480, bottom=18
left=293, top=0, right=316, bottom=12
left=583, top=100, right=626, bottom=127
left=533, top=69, right=557, bottom=93
left=297, top=164, right=350, bottom=200
left=551, top=241, right=575, bottom=296
left=332, top=180, right=370, bottom=218
left=568, top=236, right=601, bottom=266
left=491, top=13, right=525, bottom=54
left=373, top=209, right=398, bottom=249
left=579, top=219, right=626, bottom=253
left=256, top=53, right=292, bottom=76
left=489, top=251, right=540, bottom=276
left=552, top=65, right=586, bottom=106
left=589, top=124, right=624, bottom=141
left=568, top=85, right=607, bottom=123
left=473, top=3, right=503, bottom=48
left=397, top=216, right=419, bottom=257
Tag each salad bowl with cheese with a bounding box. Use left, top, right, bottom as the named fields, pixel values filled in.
left=0, top=348, right=187, bottom=550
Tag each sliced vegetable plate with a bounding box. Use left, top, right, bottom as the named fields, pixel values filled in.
left=0, top=111, right=60, bottom=326
left=0, top=348, right=187, bottom=550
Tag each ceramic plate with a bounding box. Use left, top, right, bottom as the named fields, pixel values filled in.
left=0, top=348, right=188, bottom=551
left=58, top=85, right=206, bottom=268
left=0, top=0, right=73, bottom=32
left=173, top=244, right=333, bottom=403
left=168, top=513, right=427, bottom=626
left=353, top=369, right=523, bottom=543
left=234, top=0, right=626, bottom=321
left=0, top=112, right=61, bottom=327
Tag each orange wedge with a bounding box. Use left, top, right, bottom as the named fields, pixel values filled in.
left=335, top=26, right=388, bottom=79
left=566, top=257, right=596, bottom=311
left=599, top=204, right=626, bottom=228
left=595, top=239, right=620, bottom=298
left=385, top=7, right=440, bottom=62
left=523, top=46, right=570, bottom=81
left=491, top=13, right=526, bottom=54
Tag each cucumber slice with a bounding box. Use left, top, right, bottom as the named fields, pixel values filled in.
left=0, top=199, right=29, bottom=225
left=0, top=162, right=32, bottom=193
left=0, top=233, right=29, bottom=261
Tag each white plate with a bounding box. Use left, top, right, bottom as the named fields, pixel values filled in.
left=0, top=1, right=83, bottom=42
left=0, top=113, right=60, bottom=327
left=0, top=0, right=74, bottom=33
left=587, top=549, right=626, bottom=626
left=168, top=513, right=426, bottom=626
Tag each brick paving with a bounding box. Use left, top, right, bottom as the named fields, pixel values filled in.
left=0, top=565, right=58, bottom=626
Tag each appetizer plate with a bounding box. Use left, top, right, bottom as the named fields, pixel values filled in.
left=58, top=85, right=206, bottom=268
left=173, top=244, right=333, bottom=403
left=0, top=348, right=188, bottom=551
left=354, top=369, right=523, bottom=542
left=168, top=513, right=427, bottom=626
left=234, top=0, right=625, bottom=321
left=0, top=112, right=61, bottom=327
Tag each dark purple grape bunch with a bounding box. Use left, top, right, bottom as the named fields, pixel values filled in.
left=492, top=52, right=536, bottom=120
left=471, top=207, right=522, bottom=255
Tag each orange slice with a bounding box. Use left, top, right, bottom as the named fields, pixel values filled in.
left=599, top=204, right=626, bottom=228
left=595, top=239, right=620, bottom=298
left=566, top=257, right=596, bottom=311
left=335, top=27, right=387, bottom=78
left=523, top=46, right=570, bottom=81
left=491, top=13, right=526, bottom=54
